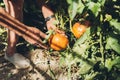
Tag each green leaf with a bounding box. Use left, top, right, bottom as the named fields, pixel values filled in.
left=98, top=0, right=106, bottom=6
left=68, top=2, right=78, bottom=20
left=77, top=0, right=85, bottom=14
left=67, top=0, right=85, bottom=20
left=66, top=0, right=72, bottom=4
left=0, top=2, right=5, bottom=7
left=117, top=77, right=120, bottom=80
left=78, top=61, right=92, bottom=74
left=0, top=28, right=6, bottom=35
left=113, top=57, right=120, bottom=68
left=73, top=43, right=88, bottom=57
left=78, top=58, right=96, bottom=75
left=110, top=19, right=120, bottom=33
left=105, top=14, right=112, bottom=21
left=106, top=35, right=120, bottom=54
left=84, top=72, right=99, bottom=80
left=105, top=57, right=120, bottom=71
left=72, top=28, right=90, bottom=54
left=87, top=2, right=101, bottom=17
left=105, top=58, right=113, bottom=71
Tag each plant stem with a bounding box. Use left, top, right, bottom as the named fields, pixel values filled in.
left=100, top=33, right=104, bottom=64
left=68, top=64, right=71, bottom=80
left=69, top=19, right=72, bottom=32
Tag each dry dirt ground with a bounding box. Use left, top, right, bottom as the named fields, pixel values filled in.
left=0, top=49, right=79, bottom=80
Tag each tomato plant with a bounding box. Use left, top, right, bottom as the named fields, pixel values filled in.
left=60, top=0, right=120, bottom=80
left=49, top=33, right=69, bottom=51
left=0, top=0, right=120, bottom=80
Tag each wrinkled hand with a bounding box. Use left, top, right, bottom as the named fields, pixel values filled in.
left=24, top=27, right=48, bottom=49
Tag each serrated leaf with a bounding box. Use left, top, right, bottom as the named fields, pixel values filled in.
left=78, top=59, right=95, bottom=74
left=105, top=57, right=120, bottom=71
left=106, top=35, right=120, bottom=54
left=73, top=43, right=88, bottom=56
left=78, top=62, right=92, bottom=74
left=110, top=19, right=120, bottom=33
left=112, top=57, right=120, bottom=69
left=84, top=72, right=99, bottom=80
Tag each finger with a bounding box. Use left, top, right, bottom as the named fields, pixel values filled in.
left=55, top=29, right=65, bottom=34
left=27, top=27, right=47, bottom=39
left=34, top=43, right=48, bottom=49
left=38, top=30, right=47, bottom=39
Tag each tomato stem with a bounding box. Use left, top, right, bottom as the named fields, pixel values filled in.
left=68, top=64, right=71, bottom=80
left=42, top=30, right=54, bottom=43
left=69, top=19, right=72, bottom=32
left=100, top=31, right=105, bottom=64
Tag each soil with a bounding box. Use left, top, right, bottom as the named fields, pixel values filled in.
left=0, top=49, right=79, bottom=80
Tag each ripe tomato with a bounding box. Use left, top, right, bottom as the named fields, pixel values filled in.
left=49, top=33, right=69, bottom=51
left=72, top=22, right=87, bottom=38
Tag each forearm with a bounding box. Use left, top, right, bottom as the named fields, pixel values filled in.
left=42, top=5, right=54, bottom=18
left=3, top=0, right=24, bottom=21
left=35, top=0, right=54, bottom=18
left=41, top=5, right=57, bottom=30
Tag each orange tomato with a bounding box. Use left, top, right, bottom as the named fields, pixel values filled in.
left=49, top=33, right=69, bottom=51
left=72, top=22, right=87, bottom=38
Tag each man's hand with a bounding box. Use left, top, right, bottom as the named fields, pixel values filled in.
left=0, top=7, right=48, bottom=49
left=25, top=27, right=47, bottom=44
